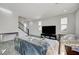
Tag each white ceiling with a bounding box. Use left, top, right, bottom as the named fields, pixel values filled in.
left=0, top=3, right=79, bottom=20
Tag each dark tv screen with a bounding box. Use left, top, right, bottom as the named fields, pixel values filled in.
left=42, top=26, right=56, bottom=34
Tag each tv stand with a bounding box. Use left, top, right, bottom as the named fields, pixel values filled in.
left=41, top=33, right=56, bottom=40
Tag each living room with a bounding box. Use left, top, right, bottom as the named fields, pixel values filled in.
left=0, top=3, right=79, bottom=55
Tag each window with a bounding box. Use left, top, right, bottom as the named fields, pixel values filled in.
left=24, top=23, right=27, bottom=31
left=38, top=21, right=42, bottom=31
left=38, top=21, right=42, bottom=26
left=61, top=17, right=68, bottom=31
left=38, top=26, right=42, bottom=31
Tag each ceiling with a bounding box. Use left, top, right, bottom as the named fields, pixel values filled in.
left=0, top=3, right=79, bottom=20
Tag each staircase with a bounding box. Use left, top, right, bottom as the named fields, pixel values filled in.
left=18, top=21, right=29, bottom=36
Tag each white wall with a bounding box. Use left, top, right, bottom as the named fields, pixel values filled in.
left=0, top=7, right=76, bottom=36
left=0, top=10, right=18, bottom=33
left=18, top=28, right=28, bottom=38
left=29, top=13, right=75, bottom=36
left=75, top=9, right=79, bottom=35
left=66, top=13, right=75, bottom=34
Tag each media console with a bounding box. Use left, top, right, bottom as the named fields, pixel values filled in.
left=41, top=33, right=56, bottom=40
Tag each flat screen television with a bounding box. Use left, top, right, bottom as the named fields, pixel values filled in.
left=42, top=26, right=56, bottom=35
